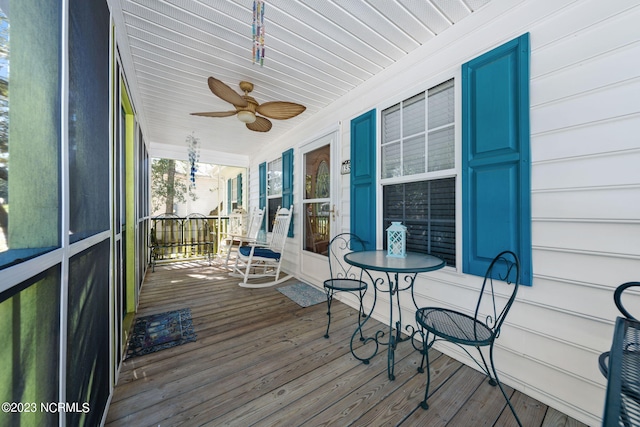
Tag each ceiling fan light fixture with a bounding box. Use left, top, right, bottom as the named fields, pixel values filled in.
left=237, top=110, right=256, bottom=123
left=192, top=77, right=305, bottom=132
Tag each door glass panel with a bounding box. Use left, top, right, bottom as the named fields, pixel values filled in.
left=303, top=144, right=330, bottom=255
left=304, top=201, right=330, bottom=254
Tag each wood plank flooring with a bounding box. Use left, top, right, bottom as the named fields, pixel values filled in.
left=106, top=262, right=588, bottom=427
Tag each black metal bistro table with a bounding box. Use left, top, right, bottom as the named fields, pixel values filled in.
left=344, top=250, right=445, bottom=380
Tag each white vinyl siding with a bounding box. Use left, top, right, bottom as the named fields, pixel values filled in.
left=249, top=1, right=640, bottom=424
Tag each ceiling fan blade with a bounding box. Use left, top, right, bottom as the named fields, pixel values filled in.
left=190, top=110, right=238, bottom=117
left=256, top=101, right=306, bottom=120
left=208, top=77, right=248, bottom=107
left=246, top=116, right=272, bottom=132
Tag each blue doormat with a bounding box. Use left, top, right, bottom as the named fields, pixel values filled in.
left=125, top=308, right=196, bottom=359
left=277, top=282, right=326, bottom=307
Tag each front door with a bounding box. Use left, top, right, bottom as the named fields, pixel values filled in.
left=299, top=131, right=338, bottom=284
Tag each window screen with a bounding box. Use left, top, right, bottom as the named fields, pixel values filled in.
left=267, top=197, right=282, bottom=233
left=428, top=80, right=455, bottom=171
left=67, top=240, right=110, bottom=427
left=383, top=178, right=456, bottom=266
left=68, top=0, right=110, bottom=242
left=267, top=158, right=282, bottom=196
left=267, top=158, right=283, bottom=232
left=0, top=0, right=62, bottom=269
left=382, top=80, right=454, bottom=178
left=231, top=177, right=238, bottom=204
left=0, top=266, right=61, bottom=427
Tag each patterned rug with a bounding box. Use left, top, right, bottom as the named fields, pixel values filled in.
left=277, top=282, right=326, bottom=307
left=126, top=308, right=196, bottom=359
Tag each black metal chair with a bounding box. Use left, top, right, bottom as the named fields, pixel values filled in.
left=414, top=250, right=521, bottom=426
left=599, top=282, right=640, bottom=427
left=323, top=233, right=368, bottom=339
left=599, top=282, right=640, bottom=379
left=615, top=282, right=640, bottom=321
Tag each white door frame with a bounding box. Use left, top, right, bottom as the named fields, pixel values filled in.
left=297, top=128, right=340, bottom=286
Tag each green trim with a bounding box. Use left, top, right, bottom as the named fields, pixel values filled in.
left=125, top=112, right=136, bottom=311
left=120, top=83, right=137, bottom=310
left=120, top=80, right=134, bottom=114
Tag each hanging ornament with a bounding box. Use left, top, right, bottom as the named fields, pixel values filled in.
left=252, top=0, right=265, bottom=66
left=186, top=132, right=200, bottom=188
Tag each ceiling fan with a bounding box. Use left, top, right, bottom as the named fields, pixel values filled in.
left=190, top=77, right=306, bottom=132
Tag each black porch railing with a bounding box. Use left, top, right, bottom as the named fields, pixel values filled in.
left=149, top=213, right=231, bottom=270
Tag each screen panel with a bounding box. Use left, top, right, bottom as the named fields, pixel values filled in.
left=67, top=240, right=110, bottom=427
left=0, top=266, right=61, bottom=426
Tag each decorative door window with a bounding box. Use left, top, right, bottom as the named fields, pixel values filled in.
left=303, top=144, right=331, bottom=255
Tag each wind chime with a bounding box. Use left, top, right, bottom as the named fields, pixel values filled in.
left=186, top=133, right=200, bottom=188
left=252, top=0, right=265, bottom=66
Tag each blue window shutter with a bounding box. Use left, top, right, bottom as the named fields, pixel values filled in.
left=227, top=179, right=232, bottom=214
left=350, top=109, right=376, bottom=250
left=282, top=148, right=294, bottom=237
left=237, top=173, right=242, bottom=207
left=462, top=33, right=532, bottom=285
left=259, top=162, right=267, bottom=232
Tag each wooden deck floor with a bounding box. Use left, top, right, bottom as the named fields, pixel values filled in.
left=106, top=262, right=587, bottom=427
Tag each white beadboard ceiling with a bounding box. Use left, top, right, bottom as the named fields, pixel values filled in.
left=108, top=0, right=491, bottom=159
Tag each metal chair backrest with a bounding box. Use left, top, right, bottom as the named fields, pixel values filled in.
left=184, top=213, right=210, bottom=243
left=614, top=282, right=640, bottom=320
left=246, top=207, right=266, bottom=241
left=327, top=233, right=366, bottom=281
left=475, top=250, right=520, bottom=337
left=601, top=281, right=640, bottom=426
left=151, top=213, right=181, bottom=244
left=267, top=206, right=293, bottom=254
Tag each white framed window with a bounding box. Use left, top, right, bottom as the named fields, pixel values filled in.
left=381, top=79, right=456, bottom=267
left=266, top=158, right=283, bottom=232
left=230, top=176, right=238, bottom=209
